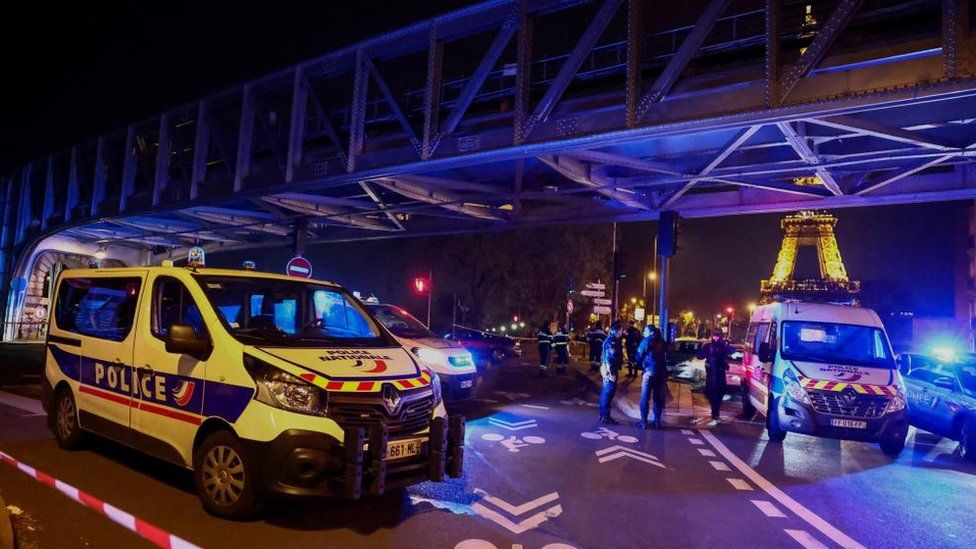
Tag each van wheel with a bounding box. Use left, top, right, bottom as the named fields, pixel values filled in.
left=194, top=430, right=263, bottom=519
left=959, top=418, right=976, bottom=462
left=880, top=431, right=906, bottom=457
left=766, top=397, right=787, bottom=442
left=52, top=389, right=84, bottom=450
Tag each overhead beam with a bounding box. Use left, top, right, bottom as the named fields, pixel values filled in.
left=261, top=193, right=398, bottom=232
left=182, top=207, right=290, bottom=236
left=191, top=100, right=210, bottom=199
left=526, top=0, right=623, bottom=135
left=360, top=181, right=405, bottom=231
left=776, top=121, right=844, bottom=195
left=807, top=115, right=959, bottom=151
left=421, top=29, right=444, bottom=161
left=538, top=155, right=649, bottom=210
left=764, top=0, right=781, bottom=107
left=372, top=178, right=503, bottom=221
left=306, top=84, right=347, bottom=164
left=636, top=0, right=731, bottom=120
left=119, top=126, right=137, bottom=211
left=779, top=0, right=864, bottom=102
left=286, top=68, right=308, bottom=183
left=366, top=57, right=421, bottom=155
left=234, top=85, right=255, bottom=192
left=851, top=155, right=955, bottom=195
left=348, top=49, right=370, bottom=172
left=660, top=125, right=762, bottom=208
left=625, top=0, right=643, bottom=128
left=709, top=177, right=834, bottom=197
left=563, top=150, right=681, bottom=175
left=513, top=0, right=533, bottom=145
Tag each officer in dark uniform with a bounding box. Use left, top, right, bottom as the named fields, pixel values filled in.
left=598, top=321, right=624, bottom=424
left=552, top=325, right=570, bottom=375
left=537, top=323, right=553, bottom=378
left=625, top=320, right=642, bottom=378
left=635, top=325, right=668, bottom=429
left=586, top=323, right=606, bottom=373
left=696, top=327, right=736, bottom=424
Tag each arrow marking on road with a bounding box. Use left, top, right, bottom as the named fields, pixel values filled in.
left=488, top=418, right=538, bottom=431
left=471, top=489, right=562, bottom=534
left=595, top=446, right=665, bottom=468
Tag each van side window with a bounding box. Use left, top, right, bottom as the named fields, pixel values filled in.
left=55, top=277, right=141, bottom=341
left=754, top=323, right=770, bottom=350
left=152, top=277, right=205, bottom=339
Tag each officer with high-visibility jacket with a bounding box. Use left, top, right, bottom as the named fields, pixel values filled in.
left=537, top=323, right=553, bottom=378
left=586, top=324, right=606, bottom=372
left=552, top=325, right=570, bottom=375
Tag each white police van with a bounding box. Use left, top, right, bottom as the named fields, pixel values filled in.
left=742, top=301, right=908, bottom=455
left=42, top=264, right=464, bottom=518
left=365, top=302, right=479, bottom=402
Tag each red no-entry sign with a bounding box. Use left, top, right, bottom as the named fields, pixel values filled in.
left=286, top=256, right=313, bottom=278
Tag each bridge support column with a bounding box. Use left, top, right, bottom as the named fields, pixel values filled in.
left=657, top=211, right=679, bottom=338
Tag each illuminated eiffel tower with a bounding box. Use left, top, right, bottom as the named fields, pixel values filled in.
left=760, top=211, right=860, bottom=304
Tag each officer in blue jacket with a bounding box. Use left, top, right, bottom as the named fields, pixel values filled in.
left=537, top=323, right=553, bottom=378
left=598, top=321, right=624, bottom=424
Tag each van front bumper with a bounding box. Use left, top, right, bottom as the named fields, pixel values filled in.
left=775, top=395, right=908, bottom=442
left=242, top=415, right=465, bottom=499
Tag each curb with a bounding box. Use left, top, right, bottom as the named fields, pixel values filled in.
left=0, top=492, right=13, bottom=549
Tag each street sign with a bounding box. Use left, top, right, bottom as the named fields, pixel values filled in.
left=286, top=255, right=313, bottom=278
left=585, top=282, right=606, bottom=290
left=593, top=305, right=612, bottom=315
left=580, top=290, right=605, bottom=298
left=592, top=298, right=612, bottom=306
left=635, top=307, right=646, bottom=321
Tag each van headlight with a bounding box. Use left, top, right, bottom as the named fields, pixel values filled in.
left=886, top=390, right=906, bottom=414
left=783, top=369, right=811, bottom=406
left=414, top=347, right=448, bottom=368
left=244, top=355, right=327, bottom=416
left=428, top=369, right=443, bottom=408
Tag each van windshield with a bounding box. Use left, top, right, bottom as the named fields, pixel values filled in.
left=366, top=304, right=435, bottom=339
left=781, top=321, right=894, bottom=369
left=196, top=276, right=391, bottom=348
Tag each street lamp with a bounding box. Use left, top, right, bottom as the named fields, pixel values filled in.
left=747, top=302, right=757, bottom=314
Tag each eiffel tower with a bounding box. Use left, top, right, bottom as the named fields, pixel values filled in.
left=760, top=211, right=860, bottom=304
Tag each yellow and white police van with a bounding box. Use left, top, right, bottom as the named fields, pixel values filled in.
left=742, top=301, right=908, bottom=455
left=364, top=302, right=479, bottom=402
left=41, top=264, right=464, bottom=519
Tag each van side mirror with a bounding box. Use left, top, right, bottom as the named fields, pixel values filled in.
left=758, top=342, right=772, bottom=363
left=896, top=355, right=911, bottom=375
left=166, top=324, right=211, bottom=360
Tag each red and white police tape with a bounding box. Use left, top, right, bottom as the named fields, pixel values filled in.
left=0, top=450, right=200, bottom=549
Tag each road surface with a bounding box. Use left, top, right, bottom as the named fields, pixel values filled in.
left=0, top=350, right=973, bottom=548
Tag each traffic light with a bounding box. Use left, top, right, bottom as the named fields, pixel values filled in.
left=658, top=211, right=680, bottom=257
left=413, top=277, right=428, bottom=294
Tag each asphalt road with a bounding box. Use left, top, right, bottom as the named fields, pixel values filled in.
left=0, top=349, right=975, bottom=548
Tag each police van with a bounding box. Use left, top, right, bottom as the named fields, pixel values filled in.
left=364, top=302, right=479, bottom=402
left=742, top=301, right=908, bottom=455
left=41, top=264, right=464, bottom=518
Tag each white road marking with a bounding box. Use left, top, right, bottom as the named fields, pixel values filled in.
left=784, top=529, right=830, bottom=549
left=595, top=445, right=665, bottom=468
left=726, top=478, right=753, bottom=491
left=709, top=460, right=731, bottom=472
left=0, top=390, right=44, bottom=415
left=699, top=429, right=866, bottom=549
left=521, top=404, right=550, bottom=410
left=698, top=449, right=716, bottom=457
left=752, top=500, right=787, bottom=518
left=688, top=438, right=704, bottom=445
left=681, top=429, right=695, bottom=435
left=470, top=489, right=562, bottom=534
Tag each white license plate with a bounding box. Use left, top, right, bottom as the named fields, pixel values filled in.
left=831, top=419, right=868, bottom=429
left=460, top=380, right=474, bottom=389
left=388, top=438, right=424, bottom=461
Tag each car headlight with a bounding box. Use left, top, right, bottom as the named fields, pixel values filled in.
left=414, top=347, right=449, bottom=368
left=428, top=369, right=443, bottom=408
left=244, top=355, right=327, bottom=416
left=886, top=390, right=906, bottom=414
left=448, top=352, right=474, bottom=368
left=783, top=368, right=811, bottom=405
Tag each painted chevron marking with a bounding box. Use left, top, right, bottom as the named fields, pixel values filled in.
left=470, top=489, right=562, bottom=534
left=595, top=445, right=665, bottom=468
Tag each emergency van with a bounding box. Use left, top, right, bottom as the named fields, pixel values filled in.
left=742, top=301, right=908, bottom=455
left=41, top=265, right=464, bottom=519
left=365, top=303, right=479, bottom=402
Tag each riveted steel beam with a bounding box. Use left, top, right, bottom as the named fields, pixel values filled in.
left=527, top=0, right=623, bottom=135
left=513, top=0, right=533, bottom=145
left=190, top=100, right=210, bottom=199
left=779, top=0, right=864, bottom=102
left=807, top=115, right=959, bottom=151
left=660, top=125, right=762, bottom=208
left=348, top=49, right=370, bottom=172
left=153, top=113, right=173, bottom=206
left=286, top=68, right=308, bottom=183
left=636, top=0, right=731, bottom=120
left=306, top=84, right=347, bottom=165
left=422, top=29, right=444, bottom=160
left=943, top=0, right=960, bottom=79
left=234, top=85, right=255, bottom=192
left=120, top=126, right=137, bottom=211
left=625, top=0, right=643, bottom=128
left=852, top=154, right=956, bottom=195
left=776, top=121, right=843, bottom=195
left=764, top=0, right=781, bottom=107
left=366, top=57, right=421, bottom=155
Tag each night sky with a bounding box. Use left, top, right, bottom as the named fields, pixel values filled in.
left=2, top=1, right=964, bottom=324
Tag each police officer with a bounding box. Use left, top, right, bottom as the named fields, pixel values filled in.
left=586, top=323, right=606, bottom=373
left=599, top=321, right=624, bottom=424
left=552, top=325, right=570, bottom=375
left=537, top=323, right=553, bottom=378
left=635, top=325, right=668, bottom=429
left=696, top=326, right=736, bottom=425
left=625, top=320, right=642, bottom=378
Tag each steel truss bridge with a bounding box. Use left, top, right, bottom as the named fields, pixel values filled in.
left=1, top=0, right=975, bottom=332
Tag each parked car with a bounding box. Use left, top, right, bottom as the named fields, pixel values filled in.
left=668, top=337, right=704, bottom=372
left=672, top=345, right=744, bottom=391
left=446, top=326, right=521, bottom=369
left=901, top=354, right=976, bottom=460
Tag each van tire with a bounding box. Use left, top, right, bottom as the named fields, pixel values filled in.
left=194, top=430, right=263, bottom=520
left=52, top=389, right=84, bottom=450
left=959, top=418, right=976, bottom=462
left=880, top=431, right=906, bottom=457
left=766, top=396, right=787, bottom=442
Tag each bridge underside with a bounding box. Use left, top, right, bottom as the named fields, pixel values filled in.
left=1, top=0, right=975, bottom=273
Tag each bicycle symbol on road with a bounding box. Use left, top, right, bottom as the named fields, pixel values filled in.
left=580, top=427, right=638, bottom=444
left=482, top=433, right=547, bottom=453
